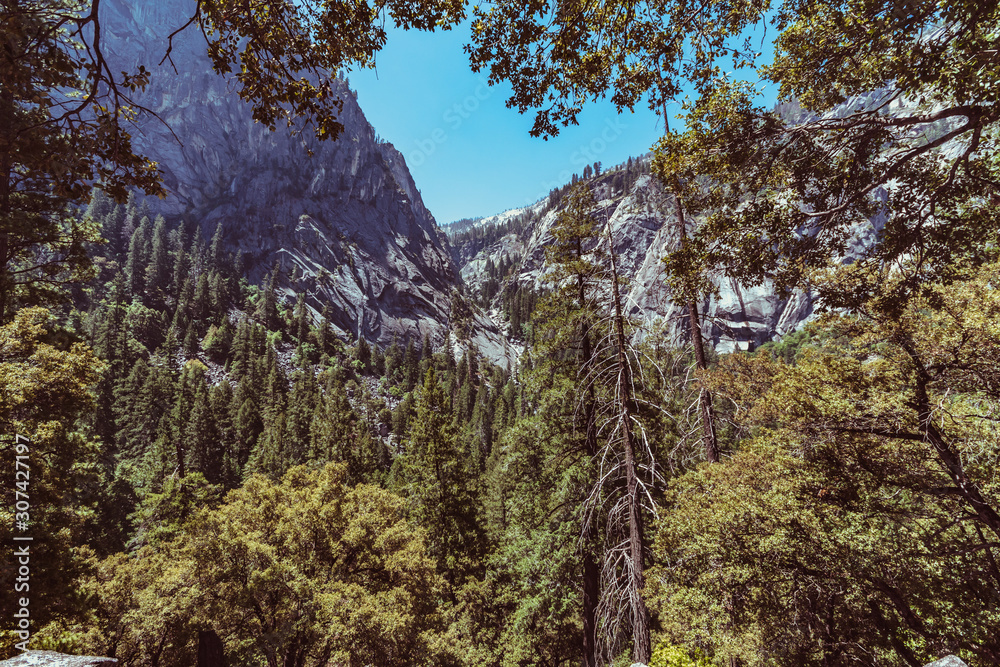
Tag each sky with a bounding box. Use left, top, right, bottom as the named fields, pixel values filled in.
left=350, top=23, right=666, bottom=225
left=351, top=19, right=779, bottom=226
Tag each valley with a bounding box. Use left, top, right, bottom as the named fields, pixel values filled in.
left=1, top=1, right=997, bottom=666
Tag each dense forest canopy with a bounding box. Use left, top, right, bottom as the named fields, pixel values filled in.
left=1, top=0, right=999, bottom=666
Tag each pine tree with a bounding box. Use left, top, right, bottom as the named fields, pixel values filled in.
left=548, top=182, right=655, bottom=662
left=210, top=272, right=228, bottom=314
left=183, top=321, right=199, bottom=357
left=285, top=367, right=318, bottom=467
left=372, top=343, right=385, bottom=377
left=103, top=203, right=127, bottom=260
left=403, top=338, right=419, bottom=391
left=120, top=191, right=139, bottom=245
left=487, top=182, right=608, bottom=666
left=192, top=271, right=212, bottom=325
left=162, top=326, right=180, bottom=364
left=229, top=318, right=253, bottom=381
left=145, top=215, right=171, bottom=298
left=147, top=361, right=203, bottom=487
left=257, top=267, right=280, bottom=331
left=309, top=374, right=384, bottom=484
left=118, top=357, right=177, bottom=490
left=246, top=411, right=288, bottom=480
left=261, top=343, right=288, bottom=420
left=209, top=222, right=225, bottom=271
left=202, top=317, right=234, bottom=363
left=231, top=385, right=263, bottom=478
left=393, top=368, right=484, bottom=586
left=470, top=383, right=495, bottom=465
left=419, top=333, right=432, bottom=377
left=209, top=380, right=238, bottom=488
left=356, top=337, right=371, bottom=373
left=186, top=381, right=223, bottom=484
left=171, top=226, right=188, bottom=299
left=93, top=272, right=131, bottom=448
left=113, top=356, right=152, bottom=463
left=190, top=231, right=206, bottom=276
left=392, top=391, right=415, bottom=438
left=293, top=293, right=310, bottom=347
left=173, top=274, right=195, bottom=333
left=87, top=189, right=113, bottom=231
left=443, top=331, right=456, bottom=375
left=316, top=305, right=332, bottom=361
left=456, top=378, right=476, bottom=425
left=124, top=216, right=152, bottom=295
left=385, top=337, right=403, bottom=385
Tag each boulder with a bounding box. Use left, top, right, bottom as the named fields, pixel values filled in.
left=0, top=651, right=116, bottom=666
left=924, top=657, right=968, bottom=667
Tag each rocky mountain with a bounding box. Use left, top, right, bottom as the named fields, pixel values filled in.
left=453, top=160, right=820, bottom=354
left=99, top=0, right=514, bottom=365
left=454, top=89, right=937, bottom=354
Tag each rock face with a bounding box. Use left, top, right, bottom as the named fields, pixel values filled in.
left=99, top=0, right=513, bottom=364
left=923, top=657, right=969, bottom=667
left=0, top=651, right=116, bottom=666
left=456, top=169, right=826, bottom=353
left=455, top=91, right=950, bottom=354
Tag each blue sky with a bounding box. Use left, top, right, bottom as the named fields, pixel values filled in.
left=350, top=23, right=666, bottom=225
left=351, top=21, right=777, bottom=225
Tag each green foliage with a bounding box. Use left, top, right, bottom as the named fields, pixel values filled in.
left=393, top=369, right=485, bottom=586
left=468, top=0, right=768, bottom=137
left=649, top=644, right=711, bottom=667
left=755, top=327, right=813, bottom=365
left=73, top=463, right=446, bottom=666
left=199, top=0, right=465, bottom=141
left=129, top=473, right=223, bottom=548
left=652, top=4, right=1000, bottom=305
left=450, top=288, right=474, bottom=340
left=0, top=308, right=106, bottom=640
left=8, top=1, right=999, bottom=660
left=650, top=263, right=1000, bottom=665
left=0, top=0, right=161, bottom=322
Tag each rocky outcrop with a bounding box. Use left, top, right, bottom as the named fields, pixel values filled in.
left=457, top=169, right=824, bottom=353
left=98, top=0, right=514, bottom=365
left=923, top=657, right=969, bottom=667
left=456, top=90, right=957, bottom=355
left=0, top=652, right=116, bottom=666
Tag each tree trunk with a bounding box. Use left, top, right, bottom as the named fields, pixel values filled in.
left=582, top=551, right=600, bottom=667
left=900, top=336, right=1000, bottom=540
left=0, top=84, right=13, bottom=324
left=676, top=198, right=719, bottom=462
left=689, top=301, right=719, bottom=462
left=197, top=630, right=226, bottom=667
left=176, top=435, right=186, bottom=479
left=607, top=225, right=652, bottom=665
left=579, top=269, right=600, bottom=667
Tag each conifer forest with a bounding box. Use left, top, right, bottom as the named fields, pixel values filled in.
left=1, top=0, right=999, bottom=666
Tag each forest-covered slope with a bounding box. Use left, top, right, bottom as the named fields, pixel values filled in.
left=98, top=0, right=513, bottom=363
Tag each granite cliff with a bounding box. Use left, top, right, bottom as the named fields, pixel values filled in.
left=454, top=163, right=819, bottom=354
left=99, top=0, right=513, bottom=364
left=453, top=91, right=930, bottom=353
